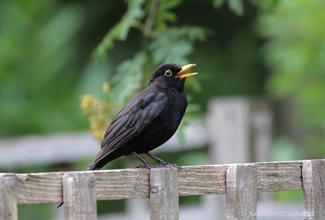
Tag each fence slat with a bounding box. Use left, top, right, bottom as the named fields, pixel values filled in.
left=63, top=172, right=97, bottom=220
left=94, top=168, right=150, bottom=200
left=226, top=164, right=257, bottom=220
left=150, top=168, right=179, bottom=220
left=9, top=161, right=304, bottom=205
left=15, top=172, right=63, bottom=204
left=178, top=165, right=227, bottom=196
left=0, top=175, right=18, bottom=220
left=256, top=161, right=302, bottom=191
left=2, top=160, right=325, bottom=219
left=302, top=160, right=325, bottom=220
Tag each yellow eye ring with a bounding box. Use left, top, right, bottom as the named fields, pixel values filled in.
left=164, top=70, right=172, bottom=77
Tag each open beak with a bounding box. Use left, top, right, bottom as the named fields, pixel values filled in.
left=175, top=64, right=197, bottom=79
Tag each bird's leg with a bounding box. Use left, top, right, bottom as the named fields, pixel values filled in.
left=132, top=152, right=154, bottom=169
left=146, top=153, right=184, bottom=170
left=57, top=202, right=64, bottom=209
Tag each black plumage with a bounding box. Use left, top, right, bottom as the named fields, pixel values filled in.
left=87, top=63, right=197, bottom=170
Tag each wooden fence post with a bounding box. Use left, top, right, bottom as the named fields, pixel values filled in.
left=150, top=168, right=179, bottom=220
left=226, top=164, right=257, bottom=220
left=207, top=98, right=250, bottom=164
left=206, top=98, right=251, bottom=218
left=0, top=174, right=17, bottom=220
left=251, top=105, right=272, bottom=163
left=302, top=160, right=325, bottom=220
left=63, top=172, right=97, bottom=220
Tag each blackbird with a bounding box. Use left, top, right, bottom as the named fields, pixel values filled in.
left=87, top=63, right=197, bottom=170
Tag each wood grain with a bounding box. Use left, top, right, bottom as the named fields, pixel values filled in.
left=63, top=172, right=97, bottom=220
left=226, top=164, right=257, bottom=220
left=1, top=160, right=320, bottom=205
left=302, top=160, right=325, bottom=220
left=93, top=168, right=150, bottom=200
left=0, top=174, right=17, bottom=220
left=150, top=168, right=179, bottom=220
left=178, top=165, right=228, bottom=196
left=15, top=172, right=63, bottom=204
left=256, top=161, right=302, bottom=192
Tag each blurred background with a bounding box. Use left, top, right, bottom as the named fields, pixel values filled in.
left=1, top=0, right=325, bottom=219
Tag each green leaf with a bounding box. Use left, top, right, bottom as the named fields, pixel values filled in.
left=160, top=0, right=182, bottom=11
left=259, top=0, right=325, bottom=127
left=160, top=11, right=178, bottom=23
left=213, top=0, right=226, bottom=8
left=119, top=0, right=145, bottom=40
left=153, top=0, right=182, bottom=31
left=111, top=53, right=147, bottom=104
left=227, top=0, right=244, bottom=16
left=93, top=0, right=145, bottom=60
left=171, top=26, right=212, bottom=42
left=93, top=23, right=123, bottom=60
left=149, top=30, right=193, bottom=65
left=251, top=0, right=279, bottom=11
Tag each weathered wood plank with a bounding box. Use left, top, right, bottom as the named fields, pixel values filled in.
left=302, top=160, right=325, bottom=220
left=178, top=165, right=228, bottom=196
left=150, top=168, right=179, bottom=220
left=256, top=161, right=303, bottom=191
left=5, top=160, right=310, bottom=205
left=226, top=164, right=257, bottom=220
left=63, top=172, right=97, bottom=220
left=15, top=172, right=63, bottom=204
left=0, top=174, right=18, bottom=220
left=94, top=169, right=150, bottom=200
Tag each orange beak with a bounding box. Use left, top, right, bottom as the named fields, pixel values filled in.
left=175, top=64, right=197, bottom=79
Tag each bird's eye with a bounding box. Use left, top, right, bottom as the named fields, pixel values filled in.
left=164, top=70, right=172, bottom=77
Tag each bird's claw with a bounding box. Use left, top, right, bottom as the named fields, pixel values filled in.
left=135, top=163, right=184, bottom=170
left=136, top=165, right=150, bottom=169
left=57, top=202, right=64, bottom=209
left=160, top=162, right=185, bottom=170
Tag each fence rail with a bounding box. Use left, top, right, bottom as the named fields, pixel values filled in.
left=1, top=159, right=325, bottom=220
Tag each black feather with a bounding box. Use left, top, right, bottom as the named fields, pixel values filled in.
left=87, top=63, right=193, bottom=170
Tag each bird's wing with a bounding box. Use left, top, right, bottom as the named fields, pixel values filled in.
left=91, top=92, right=168, bottom=164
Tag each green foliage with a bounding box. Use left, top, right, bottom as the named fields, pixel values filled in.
left=228, top=0, right=244, bottom=16
left=214, top=0, right=244, bottom=16
left=82, top=0, right=210, bottom=141
left=258, top=0, right=325, bottom=126
left=152, top=0, right=182, bottom=31
left=0, top=0, right=87, bottom=136
left=120, top=0, right=146, bottom=38
left=150, top=30, right=193, bottom=65
left=94, top=0, right=146, bottom=60
left=149, top=26, right=210, bottom=66
left=172, top=26, right=211, bottom=42
left=251, top=0, right=279, bottom=11
left=112, top=53, right=147, bottom=104
left=213, top=0, right=226, bottom=8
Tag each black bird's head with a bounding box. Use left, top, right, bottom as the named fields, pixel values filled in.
left=149, top=63, right=197, bottom=91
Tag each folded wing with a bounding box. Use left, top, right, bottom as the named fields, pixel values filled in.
left=88, top=92, right=168, bottom=167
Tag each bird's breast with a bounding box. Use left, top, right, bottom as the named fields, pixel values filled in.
left=148, top=92, right=187, bottom=140
left=127, top=92, right=187, bottom=154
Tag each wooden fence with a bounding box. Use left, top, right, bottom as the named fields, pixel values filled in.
left=1, top=159, right=325, bottom=220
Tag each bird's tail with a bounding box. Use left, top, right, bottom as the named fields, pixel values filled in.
left=87, top=162, right=101, bottom=170
left=87, top=150, right=123, bottom=170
